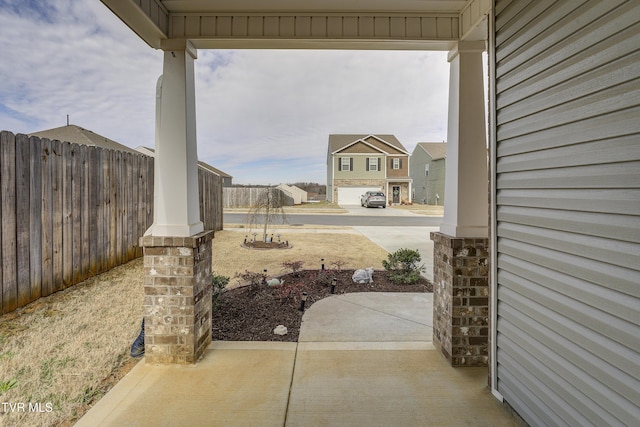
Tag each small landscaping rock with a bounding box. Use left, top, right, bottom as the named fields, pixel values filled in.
left=273, top=325, right=288, bottom=335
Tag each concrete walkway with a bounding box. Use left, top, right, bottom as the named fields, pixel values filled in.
left=76, top=293, right=520, bottom=427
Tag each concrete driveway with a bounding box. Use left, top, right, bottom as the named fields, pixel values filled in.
left=340, top=205, right=439, bottom=282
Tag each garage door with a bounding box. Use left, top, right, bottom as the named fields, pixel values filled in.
left=337, top=186, right=381, bottom=205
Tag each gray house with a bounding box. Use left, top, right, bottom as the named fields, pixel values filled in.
left=410, top=142, right=447, bottom=205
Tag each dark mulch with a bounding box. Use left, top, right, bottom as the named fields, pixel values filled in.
left=242, top=240, right=291, bottom=249
left=211, top=269, right=432, bottom=342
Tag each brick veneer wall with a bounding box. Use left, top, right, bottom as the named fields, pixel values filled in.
left=140, top=231, right=214, bottom=364
left=430, top=232, right=489, bottom=367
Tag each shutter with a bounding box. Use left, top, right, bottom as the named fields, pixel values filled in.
left=349, top=158, right=353, bottom=171
left=366, top=158, right=370, bottom=171
left=378, top=157, right=382, bottom=171
left=338, top=157, right=342, bottom=171
left=493, top=1, right=640, bottom=426
left=399, top=158, right=402, bottom=169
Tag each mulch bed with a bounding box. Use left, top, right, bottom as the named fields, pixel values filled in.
left=211, top=269, right=432, bottom=342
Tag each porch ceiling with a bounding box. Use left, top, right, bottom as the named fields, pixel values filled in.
left=158, top=1, right=469, bottom=14
left=100, top=0, right=488, bottom=50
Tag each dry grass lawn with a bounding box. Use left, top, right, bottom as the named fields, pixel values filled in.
left=0, top=229, right=389, bottom=426
left=213, top=230, right=389, bottom=286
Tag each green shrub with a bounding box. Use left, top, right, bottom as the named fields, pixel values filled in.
left=211, top=273, right=230, bottom=308
left=382, top=248, right=425, bottom=284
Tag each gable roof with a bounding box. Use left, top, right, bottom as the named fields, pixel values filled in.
left=29, top=125, right=141, bottom=155
left=415, top=142, right=447, bottom=160
left=136, top=146, right=232, bottom=179
left=328, top=134, right=409, bottom=155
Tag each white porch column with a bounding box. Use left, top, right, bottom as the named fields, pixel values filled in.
left=440, top=41, right=488, bottom=238
left=149, top=42, right=203, bottom=237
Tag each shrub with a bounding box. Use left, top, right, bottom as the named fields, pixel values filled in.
left=211, top=273, right=230, bottom=308
left=382, top=248, right=425, bottom=285
left=330, top=260, right=346, bottom=271
left=281, top=260, right=305, bottom=276
left=273, top=282, right=307, bottom=302
left=234, top=270, right=268, bottom=293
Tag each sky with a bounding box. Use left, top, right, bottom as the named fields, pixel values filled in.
left=0, top=0, right=451, bottom=185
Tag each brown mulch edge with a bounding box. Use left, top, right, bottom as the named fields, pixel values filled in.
left=212, top=269, right=432, bottom=342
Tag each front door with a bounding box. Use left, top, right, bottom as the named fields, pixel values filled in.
left=392, top=186, right=400, bottom=204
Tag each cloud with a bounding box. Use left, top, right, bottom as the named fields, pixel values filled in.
left=1, top=1, right=451, bottom=185
left=195, top=49, right=450, bottom=183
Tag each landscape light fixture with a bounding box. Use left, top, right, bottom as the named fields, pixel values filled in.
left=299, top=292, right=308, bottom=311
left=321, top=258, right=325, bottom=271
left=330, top=278, right=337, bottom=294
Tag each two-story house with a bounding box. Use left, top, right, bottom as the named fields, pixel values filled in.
left=410, top=142, right=447, bottom=205
left=326, top=134, right=412, bottom=205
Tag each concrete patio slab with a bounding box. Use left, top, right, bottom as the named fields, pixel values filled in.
left=287, top=343, right=518, bottom=427
left=75, top=342, right=297, bottom=427
left=299, top=293, right=432, bottom=342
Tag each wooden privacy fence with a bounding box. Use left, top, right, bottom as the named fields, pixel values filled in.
left=223, top=187, right=293, bottom=208
left=0, top=131, right=223, bottom=315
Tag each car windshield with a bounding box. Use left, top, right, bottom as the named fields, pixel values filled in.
left=369, top=192, right=384, bottom=197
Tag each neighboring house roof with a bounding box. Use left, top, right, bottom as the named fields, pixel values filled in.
left=329, top=134, right=409, bottom=155
left=29, top=125, right=141, bottom=155
left=415, top=142, right=447, bottom=160
left=136, top=146, right=232, bottom=179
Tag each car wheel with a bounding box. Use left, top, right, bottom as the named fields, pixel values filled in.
left=383, top=205, right=386, bottom=208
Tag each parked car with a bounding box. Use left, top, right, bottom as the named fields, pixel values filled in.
left=361, top=191, right=387, bottom=208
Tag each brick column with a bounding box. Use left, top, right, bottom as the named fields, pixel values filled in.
left=430, top=232, right=489, bottom=367
left=140, top=231, right=213, bottom=364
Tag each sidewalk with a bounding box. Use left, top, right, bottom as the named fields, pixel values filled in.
left=76, top=293, right=520, bottom=427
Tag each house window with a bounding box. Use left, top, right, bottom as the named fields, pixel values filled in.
left=340, top=157, right=352, bottom=171
left=425, top=164, right=429, bottom=176
left=393, top=158, right=401, bottom=170
left=368, top=157, right=379, bottom=171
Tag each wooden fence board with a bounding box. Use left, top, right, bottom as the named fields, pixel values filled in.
left=52, top=139, right=64, bottom=292
left=62, top=142, right=73, bottom=286
left=15, top=134, right=31, bottom=307
left=125, top=153, right=134, bottom=261
left=72, top=144, right=82, bottom=284
left=80, top=145, right=90, bottom=281
left=88, top=146, right=99, bottom=276
left=131, top=154, right=139, bottom=258
left=1, top=131, right=17, bottom=313
left=96, top=147, right=105, bottom=273
left=114, top=151, right=122, bottom=266
left=40, top=138, right=53, bottom=297
left=29, top=137, right=42, bottom=300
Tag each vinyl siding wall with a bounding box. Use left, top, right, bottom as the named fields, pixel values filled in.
left=493, top=1, right=640, bottom=426
left=333, top=155, right=385, bottom=180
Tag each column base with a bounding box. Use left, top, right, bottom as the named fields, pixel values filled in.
left=140, top=231, right=214, bottom=364
left=430, top=232, right=489, bottom=367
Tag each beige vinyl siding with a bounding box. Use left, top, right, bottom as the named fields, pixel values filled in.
left=334, top=155, right=385, bottom=180
left=493, top=1, right=640, bottom=426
